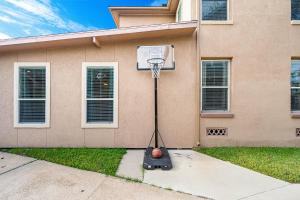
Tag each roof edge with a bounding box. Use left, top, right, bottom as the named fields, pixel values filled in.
left=0, top=21, right=197, bottom=48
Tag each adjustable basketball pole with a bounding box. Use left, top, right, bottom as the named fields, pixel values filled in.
left=154, top=63, right=159, bottom=148
left=143, top=58, right=172, bottom=170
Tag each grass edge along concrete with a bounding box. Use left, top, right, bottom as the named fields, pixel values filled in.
left=195, top=147, right=300, bottom=183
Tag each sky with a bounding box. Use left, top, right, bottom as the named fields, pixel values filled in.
left=0, top=0, right=168, bottom=39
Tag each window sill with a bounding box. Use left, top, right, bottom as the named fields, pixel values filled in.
left=201, top=112, right=234, bottom=118
left=81, top=123, right=118, bottom=129
left=201, top=20, right=233, bottom=25
left=291, top=112, right=300, bottom=118
left=14, top=123, right=50, bottom=128
left=291, top=20, right=300, bottom=25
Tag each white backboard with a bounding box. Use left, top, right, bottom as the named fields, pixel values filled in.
left=137, top=45, right=175, bottom=70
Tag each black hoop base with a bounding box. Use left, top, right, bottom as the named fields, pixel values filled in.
left=143, top=147, right=172, bottom=170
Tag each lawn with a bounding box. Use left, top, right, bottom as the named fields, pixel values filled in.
left=1, top=148, right=126, bottom=176
left=195, top=147, right=300, bottom=183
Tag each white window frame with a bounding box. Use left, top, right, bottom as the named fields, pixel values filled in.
left=176, top=0, right=192, bottom=22
left=292, top=20, right=300, bottom=24
left=14, top=62, right=50, bottom=128
left=201, top=0, right=233, bottom=24
left=291, top=0, right=300, bottom=24
left=176, top=0, right=183, bottom=22
left=82, top=62, right=118, bottom=128
left=291, top=60, right=300, bottom=112
left=201, top=59, right=231, bottom=112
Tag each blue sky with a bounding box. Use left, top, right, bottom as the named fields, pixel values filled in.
left=0, top=0, right=167, bottom=39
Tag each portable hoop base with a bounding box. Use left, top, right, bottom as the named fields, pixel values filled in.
left=143, top=147, right=172, bottom=170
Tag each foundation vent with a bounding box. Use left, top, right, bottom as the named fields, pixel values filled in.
left=297, top=128, right=300, bottom=137
left=206, top=128, right=228, bottom=136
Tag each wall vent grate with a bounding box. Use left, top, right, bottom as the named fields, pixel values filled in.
left=206, top=128, right=228, bottom=136
left=297, top=128, right=300, bottom=137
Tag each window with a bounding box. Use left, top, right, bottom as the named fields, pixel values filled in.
left=292, top=0, right=300, bottom=21
left=291, top=60, right=300, bottom=111
left=201, top=60, right=230, bottom=112
left=82, top=62, right=118, bottom=128
left=202, top=0, right=228, bottom=21
left=14, top=63, right=50, bottom=128
left=176, top=0, right=183, bottom=22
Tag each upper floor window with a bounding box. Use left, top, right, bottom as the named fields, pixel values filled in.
left=176, top=0, right=183, bottom=22
left=202, top=0, right=228, bottom=21
left=291, top=60, right=300, bottom=111
left=14, top=62, right=50, bottom=128
left=292, top=0, right=300, bottom=21
left=82, top=62, right=118, bottom=128
left=201, top=60, right=230, bottom=112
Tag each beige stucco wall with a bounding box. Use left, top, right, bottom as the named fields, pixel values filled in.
left=0, top=34, right=197, bottom=148
left=119, top=15, right=175, bottom=27
left=199, top=0, right=300, bottom=147
left=1, top=0, right=300, bottom=148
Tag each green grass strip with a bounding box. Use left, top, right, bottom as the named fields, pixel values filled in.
left=195, top=147, right=300, bottom=183
left=2, top=148, right=126, bottom=176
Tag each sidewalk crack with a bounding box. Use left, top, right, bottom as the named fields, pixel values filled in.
left=0, top=159, right=37, bottom=176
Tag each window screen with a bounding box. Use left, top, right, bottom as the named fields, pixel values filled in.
left=18, top=67, right=46, bottom=123
left=291, top=60, right=300, bottom=111
left=202, top=0, right=228, bottom=21
left=86, top=67, right=114, bottom=123
left=202, top=60, right=229, bottom=111
left=292, top=0, right=300, bottom=20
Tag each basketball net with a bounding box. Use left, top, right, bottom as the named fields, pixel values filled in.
left=147, top=58, right=165, bottom=79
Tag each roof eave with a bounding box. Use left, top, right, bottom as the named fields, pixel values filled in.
left=0, top=21, right=197, bottom=53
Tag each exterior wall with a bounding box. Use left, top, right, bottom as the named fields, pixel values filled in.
left=199, top=0, right=300, bottom=147
left=119, top=15, right=175, bottom=27
left=1, top=0, right=299, bottom=148
left=0, top=34, right=197, bottom=148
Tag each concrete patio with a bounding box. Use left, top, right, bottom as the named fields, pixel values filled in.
left=0, top=151, right=205, bottom=200
left=117, top=150, right=300, bottom=200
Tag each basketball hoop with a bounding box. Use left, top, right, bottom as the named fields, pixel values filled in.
left=147, top=58, right=165, bottom=79
left=137, top=45, right=173, bottom=170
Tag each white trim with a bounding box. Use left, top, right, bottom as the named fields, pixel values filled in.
left=200, top=20, right=233, bottom=25
left=200, top=0, right=232, bottom=24
left=291, top=20, right=300, bottom=25
left=200, top=59, right=231, bottom=112
left=82, top=62, right=118, bottom=128
left=14, top=62, right=50, bottom=128
left=0, top=21, right=197, bottom=47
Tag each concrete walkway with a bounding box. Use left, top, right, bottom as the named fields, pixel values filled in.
left=117, top=150, right=300, bottom=200
left=0, top=152, right=205, bottom=200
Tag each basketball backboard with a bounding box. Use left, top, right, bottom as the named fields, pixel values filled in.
left=137, top=45, right=175, bottom=70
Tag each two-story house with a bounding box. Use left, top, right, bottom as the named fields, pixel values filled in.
left=0, top=0, right=299, bottom=148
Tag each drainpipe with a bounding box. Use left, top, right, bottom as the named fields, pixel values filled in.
left=195, top=0, right=201, bottom=147
left=92, top=37, right=101, bottom=48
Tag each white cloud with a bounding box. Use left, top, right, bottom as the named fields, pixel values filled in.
left=0, top=5, right=43, bottom=26
left=1, top=0, right=91, bottom=36
left=0, top=32, right=11, bottom=39
left=0, top=15, right=18, bottom=23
